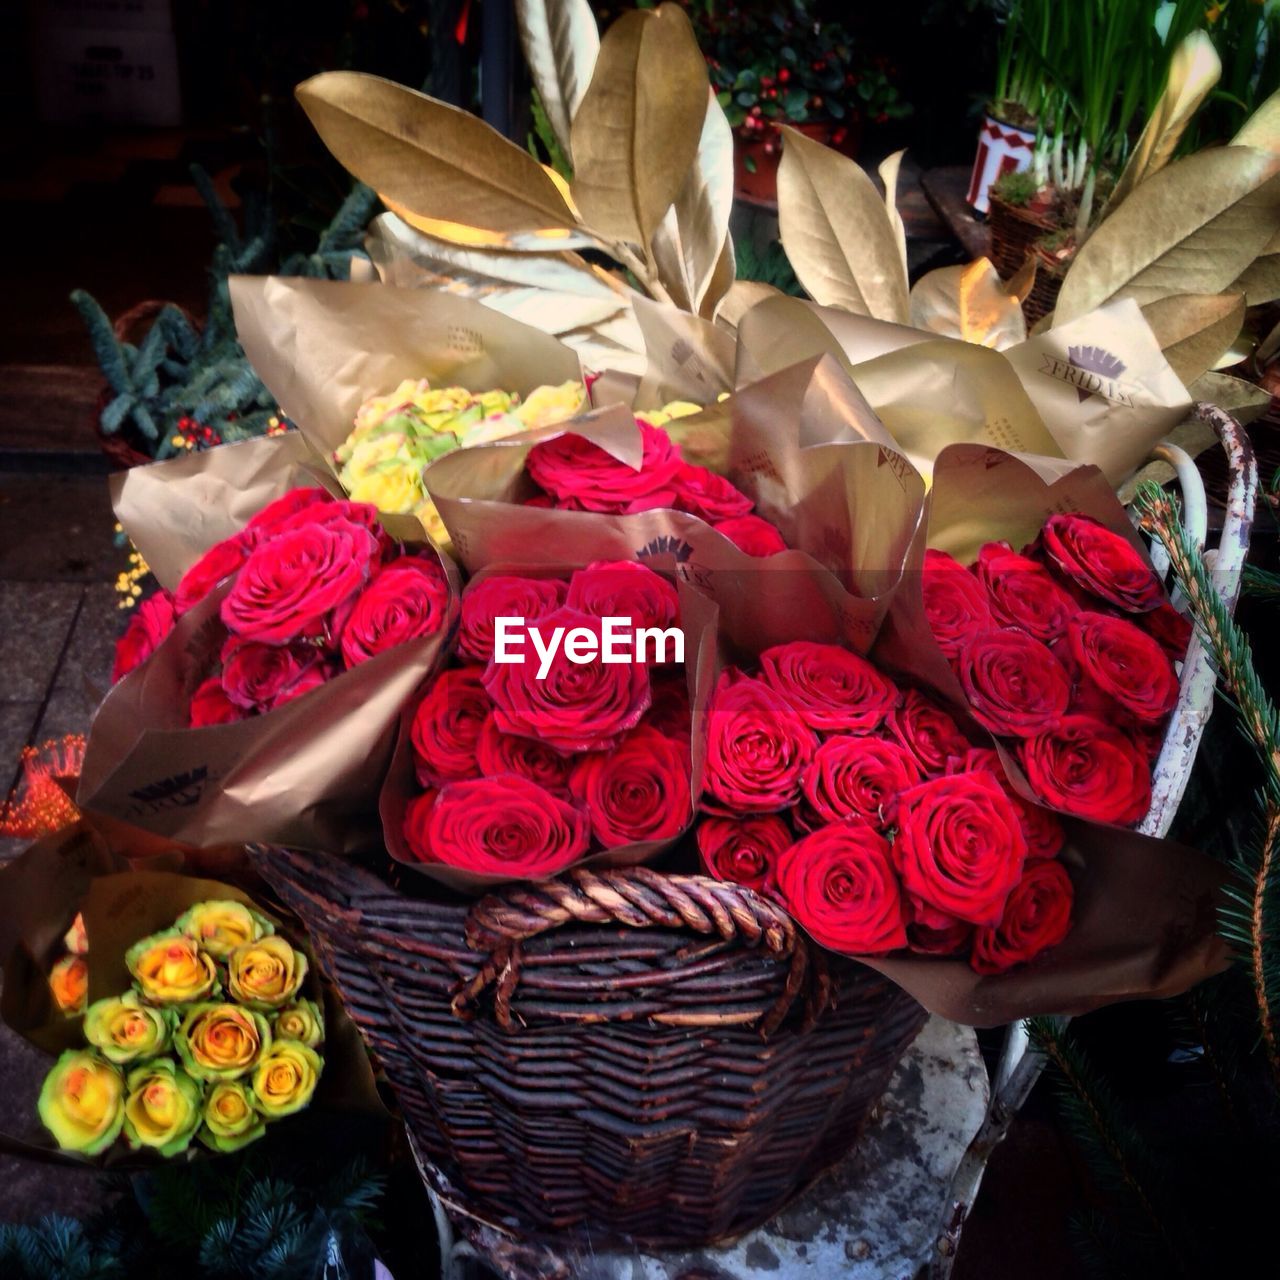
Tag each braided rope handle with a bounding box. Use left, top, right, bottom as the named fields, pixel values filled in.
left=455, top=867, right=828, bottom=1036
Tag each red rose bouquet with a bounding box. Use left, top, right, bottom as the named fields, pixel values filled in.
left=697, top=641, right=1073, bottom=976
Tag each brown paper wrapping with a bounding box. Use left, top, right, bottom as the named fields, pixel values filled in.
left=381, top=566, right=719, bottom=894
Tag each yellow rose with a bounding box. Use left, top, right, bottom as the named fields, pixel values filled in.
left=414, top=498, right=450, bottom=546
left=227, top=935, right=308, bottom=1010
left=175, top=899, right=273, bottom=960
left=200, top=1080, right=266, bottom=1153
left=640, top=399, right=703, bottom=427
left=123, top=1058, right=202, bottom=1156
left=272, top=999, right=324, bottom=1049
left=126, top=931, right=219, bottom=1005
left=251, top=1041, right=323, bottom=1118
left=513, top=380, right=587, bottom=429
left=84, top=992, right=175, bottom=1064
left=39, top=1050, right=124, bottom=1154
left=176, top=1002, right=272, bottom=1081
left=340, top=431, right=410, bottom=485
left=49, top=954, right=88, bottom=1016
left=346, top=466, right=425, bottom=516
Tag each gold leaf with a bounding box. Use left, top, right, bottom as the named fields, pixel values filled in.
left=734, top=294, right=857, bottom=385
left=1104, top=32, right=1220, bottom=214
left=517, top=0, right=600, bottom=162
left=1139, top=292, right=1246, bottom=385
left=1005, top=252, right=1038, bottom=304
left=568, top=4, right=708, bottom=249
left=1187, top=370, right=1272, bottom=423
left=908, top=258, right=1026, bottom=350
left=296, top=72, right=577, bottom=234
left=1233, top=86, right=1280, bottom=154
left=776, top=126, right=909, bottom=323
left=1228, top=228, right=1280, bottom=305
left=877, top=150, right=909, bottom=281
left=714, top=279, right=781, bottom=332
left=1055, top=145, right=1280, bottom=324
left=700, top=233, right=736, bottom=321
left=650, top=89, right=736, bottom=313
left=384, top=197, right=601, bottom=253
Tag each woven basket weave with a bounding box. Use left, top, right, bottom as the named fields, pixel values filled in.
left=254, top=846, right=927, bottom=1247
left=987, top=195, right=1067, bottom=326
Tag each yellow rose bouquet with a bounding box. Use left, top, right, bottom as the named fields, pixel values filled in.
left=37, top=897, right=325, bottom=1158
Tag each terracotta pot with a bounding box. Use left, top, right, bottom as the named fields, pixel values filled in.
left=734, top=116, right=862, bottom=204
left=967, top=112, right=1036, bottom=214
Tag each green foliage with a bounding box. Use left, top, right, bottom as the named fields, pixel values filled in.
left=990, top=168, right=1040, bottom=206
left=732, top=236, right=802, bottom=296
left=0, top=1216, right=130, bottom=1280
left=527, top=89, right=573, bottom=180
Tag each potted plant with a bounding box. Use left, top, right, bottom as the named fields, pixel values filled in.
left=688, top=1, right=910, bottom=203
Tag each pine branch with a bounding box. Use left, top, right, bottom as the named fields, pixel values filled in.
left=1244, top=564, right=1280, bottom=605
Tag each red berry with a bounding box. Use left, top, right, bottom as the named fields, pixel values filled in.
left=750, top=105, right=762, bottom=117
left=779, top=68, right=790, bottom=84
left=761, top=75, right=774, bottom=88
left=766, top=87, right=777, bottom=99
left=833, top=126, right=848, bottom=145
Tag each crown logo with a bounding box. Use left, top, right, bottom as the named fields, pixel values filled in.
left=637, top=535, right=694, bottom=564
left=130, top=767, right=209, bottom=812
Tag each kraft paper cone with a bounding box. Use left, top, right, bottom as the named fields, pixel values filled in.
left=381, top=569, right=719, bottom=894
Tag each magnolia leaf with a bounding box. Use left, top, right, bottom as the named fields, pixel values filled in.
left=714, top=279, right=782, bottom=332
left=1233, top=86, right=1280, bottom=154
left=650, top=89, right=735, bottom=313
left=1228, top=228, right=1280, bottom=305
left=1188, top=370, right=1272, bottom=422
left=878, top=150, right=909, bottom=281
left=700, top=233, right=736, bottom=321
left=569, top=4, right=708, bottom=249
left=1259, top=319, right=1280, bottom=367
left=1139, top=292, right=1246, bottom=385
left=909, top=258, right=1026, bottom=351
left=1055, top=146, right=1280, bottom=324
left=297, top=72, right=577, bottom=234
left=517, top=0, right=600, bottom=162
left=383, top=197, right=602, bottom=253
left=777, top=126, right=909, bottom=324
left=1005, top=253, right=1038, bottom=304
left=1104, top=32, right=1220, bottom=214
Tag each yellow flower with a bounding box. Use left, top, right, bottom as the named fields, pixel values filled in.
left=227, top=935, right=308, bottom=1010
left=272, top=999, right=324, bottom=1049
left=414, top=498, right=450, bottom=546
left=251, top=1041, right=323, bottom=1118
left=84, top=992, right=175, bottom=1064
left=176, top=1002, right=272, bottom=1081
left=123, top=1058, right=202, bottom=1156
left=175, top=899, right=273, bottom=961
left=346, top=466, right=426, bottom=516
left=49, top=954, right=88, bottom=1016
left=513, top=380, right=587, bottom=429
left=126, top=931, right=219, bottom=1005
left=340, top=431, right=411, bottom=485
left=640, top=399, right=703, bottom=428
left=200, top=1080, right=266, bottom=1153
left=39, top=1050, right=124, bottom=1154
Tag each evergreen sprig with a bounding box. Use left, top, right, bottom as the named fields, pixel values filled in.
left=1134, top=480, right=1280, bottom=1085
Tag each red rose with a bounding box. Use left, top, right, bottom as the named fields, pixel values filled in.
left=271, top=662, right=331, bottom=709
left=279, top=496, right=385, bottom=542
left=975, top=542, right=1076, bottom=642
left=1041, top=513, right=1163, bottom=613
left=970, top=859, right=1074, bottom=974
left=221, top=517, right=380, bottom=646
left=175, top=539, right=249, bottom=616
left=1142, top=601, right=1193, bottom=662
left=112, top=591, right=177, bottom=683
left=408, top=774, right=590, bottom=877
left=894, top=772, right=1028, bottom=927
left=906, top=903, right=974, bottom=957
left=957, top=628, right=1071, bottom=738
left=922, top=549, right=992, bottom=659
left=410, top=668, right=490, bottom=785
left=672, top=463, right=754, bottom=522
left=570, top=725, right=691, bottom=848
left=646, top=673, right=692, bottom=741
left=702, top=670, right=816, bottom=812
left=1065, top=612, right=1178, bottom=723
left=949, top=747, right=1064, bottom=860
left=459, top=576, right=565, bottom=664
left=242, top=487, right=330, bottom=543
left=565, top=561, right=679, bottom=633
left=482, top=607, right=651, bottom=754
left=340, top=557, right=449, bottom=668
left=697, top=814, right=792, bottom=892
left=220, top=638, right=324, bottom=711
left=476, top=715, right=574, bottom=797
left=189, top=676, right=245, bottom=728
left=713, top=514, right=788, bottom=557
left=887, top=690, right=971, bottom=776
left=773, top=821, right=907, bottom=954
left=799, top=735, right=920, bottom=830
left=760, top=640, right=899, bottom=734
left=1019, top=714, right=1151, bottom=825
left=526, top=422, right=682, bottom=513
left=401, top=789, right=437, bottom=861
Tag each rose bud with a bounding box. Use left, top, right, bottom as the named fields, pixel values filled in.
left=459, top=576, right=566, bottom=663
left=174, top=538, right=249, bottom=615
left=219, top=638, right=324, bottom=712
left=905, top=900, right=974, bottom=957
left=888, top=689, right=971, bottom=777
left=411, top=667, right=491, bottom=785
left=570, top=725, right=691, bottom=848
left=189, top=676, right=246, bottom=728
left=38, top=1050, right=125, bottom=1155
left=176, top=1002, right=272, bottom=1081
left=1019, top=714, right=1151, bottom=825
left=477, top=715, right=574, bottom=797
left=922, top=549, right=992, bottom=660
left=251, top=1041, right=324, bottom=1118
left=671, top=463, right=754, bottom=522
left=566, top=561, right=680, bottom=633
left=970, top=859, right=1074, bottom=974
left=1065, top=612, right=1178, bottom=723
left=1040, top=513, right=1164, bottom=613
left=112, top=590, right=177, bottom=683
left=227, top=935, right=308, bottom=1011
left=273, top=999, right=325, bottom=1049
left=49, top=954, right=88, bottom=1016
left=339, top=556, right=450, bottom=668
left=773, top=821, right=908, bottom=954
left=713, top=513, right=788, bottom=557
left=175, top=899, right=274, bottom=961
left=200, top=1079, right=266, bottom=1153
left=697, top=814, right=792, bottom=893
left=126, top=931, right=219, bottom=1005
left=123, top=1058, right=203, bottom=1156
left=799, top=735, right=921, bottom=830
left=975, top=542, right=1077, bottom=642
left=526, top=421, right=682, bottom=513
left=957, top=628, right=1072, bottom=738
left=761, top=640, right=899, bottom=734
left=84, top=992, right=175, bottom=1065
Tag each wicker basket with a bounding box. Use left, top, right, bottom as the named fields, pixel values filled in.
left=254, top=847, right=927, bottom=1248
left=987, top=195, right=1067, bottom=326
